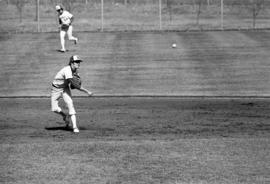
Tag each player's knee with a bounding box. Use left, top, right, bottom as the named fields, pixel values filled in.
left=60, top=35, right=65, bottom=40
left=69, top=111, right=76, bottom=116
left=51, top=107, right=61, bottom=113
left=68, top=108, right=76, bottom=115
left=51, top=109, right=58, bottom=113
left=65, top=102, right=75, bottom=115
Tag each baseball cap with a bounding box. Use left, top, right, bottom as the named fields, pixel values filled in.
left=69, top=55, right=83, bottom=64
left=55, top=5, right=62, bottom=11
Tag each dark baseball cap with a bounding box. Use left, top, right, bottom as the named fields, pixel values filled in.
left=69, top=55, right=83, bottom=64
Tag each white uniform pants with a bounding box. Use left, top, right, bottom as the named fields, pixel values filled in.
left=60, top=25, right=77, bottom=50
left=51, top=86, right=76, bottom=115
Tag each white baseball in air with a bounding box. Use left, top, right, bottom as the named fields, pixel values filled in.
left=172, top=43, right=177, bottom=48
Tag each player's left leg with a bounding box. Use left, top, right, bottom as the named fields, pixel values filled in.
left=51, top=88, right=68, bottom=123
left=67, top=26, right=78, bottom=44
left=60, top=30, right=67, bottom=52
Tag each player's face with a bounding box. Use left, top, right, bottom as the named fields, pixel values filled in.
left=57, top=9, right=63, bottom=15
left=73, top=62, right=80, bottom=69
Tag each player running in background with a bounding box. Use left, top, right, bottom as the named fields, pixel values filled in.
left=51, top=55, right=93, bottom=133
left=56, top=5, right=78, bottom=52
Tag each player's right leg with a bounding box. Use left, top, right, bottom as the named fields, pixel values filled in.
left=60, top=30, right=66, bottom=52
left=62, top=89, right=79, bottom=133
left=67, top=26, right=78, bottom=44
left=70, top=115, right=79, bottom=133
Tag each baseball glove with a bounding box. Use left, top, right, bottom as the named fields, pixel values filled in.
left=70, top=73, right=82, bottom=90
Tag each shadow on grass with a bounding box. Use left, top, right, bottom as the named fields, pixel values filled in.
left=56, top=49, right=73, bottom=53
left=45, top=126, right=72, bottom=132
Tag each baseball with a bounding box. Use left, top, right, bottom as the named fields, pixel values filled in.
left=172, top=43, right=177, bottom=48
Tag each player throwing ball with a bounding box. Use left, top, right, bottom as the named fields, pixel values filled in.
left=51, top=55, right=93, bottom=133
left=56, top=5, right=78, bottom=52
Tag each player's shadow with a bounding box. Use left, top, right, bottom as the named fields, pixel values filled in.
left=45, top=126, right=87, bottom=132
left=45, top=126, right=72, bottom=132
left=45, top=123, right=72, bottom=132
left=56, top=49, right=70, bottom=53
left=45, top=121, right=87, bottom=132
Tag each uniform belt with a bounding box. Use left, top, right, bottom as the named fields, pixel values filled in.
left=52, top=83, right=59, bottom=88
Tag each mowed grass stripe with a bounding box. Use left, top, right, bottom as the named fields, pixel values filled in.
left=179, top=31, right=270, bottom=96
left=1, top=32, right=270, bottom=97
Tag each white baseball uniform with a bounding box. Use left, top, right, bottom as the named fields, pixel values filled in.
left=58, top=10, right=78, bottom=51
left=59, top=10, right=73, bottom=26
left=51, top=65, right=76, bottom=115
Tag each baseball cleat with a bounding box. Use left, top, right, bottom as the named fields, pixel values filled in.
left=63, top=115, right=70, bottom=128
left=73, top=128, right=79, bottom=133
left=59, top=49, right=66, bottom=53
left=74, top=38, right=78, bottom=45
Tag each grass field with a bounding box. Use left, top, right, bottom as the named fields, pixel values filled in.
left=0, top=97, right=269, bottom=184
left=0, top=31, right=270, bottom=183
left=1, top=31, right=270, bottom=97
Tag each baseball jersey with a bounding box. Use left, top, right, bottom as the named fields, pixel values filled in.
left=52, top=66, right=73, bottom=88
left=59, top=10, right=73, bottom=25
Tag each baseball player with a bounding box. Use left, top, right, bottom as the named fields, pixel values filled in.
left=51, top=55, right=93, bottom=133
left=56, top=5, right=78, bottom=52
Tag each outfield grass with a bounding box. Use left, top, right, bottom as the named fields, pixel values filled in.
left=2, top=139, right=269, bottom=184
left=1, top=31, right=270, bottom=97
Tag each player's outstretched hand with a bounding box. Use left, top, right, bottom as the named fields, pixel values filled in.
left=79, top=87, right=93, bottom=97
left=87, top=91, right=93, bottom=97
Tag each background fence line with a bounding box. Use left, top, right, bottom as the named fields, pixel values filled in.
left=37, top=0, right=40, bottom=32
left=221, top=0, right=223, bottom=29
left=0, top=0, right=270, bottom=33
left=159, top=0, right=162, bottom=30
